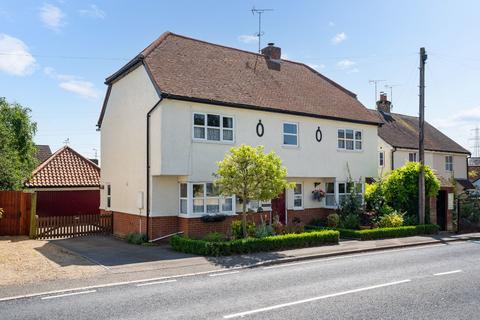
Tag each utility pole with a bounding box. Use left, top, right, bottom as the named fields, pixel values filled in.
left=369, top=79, right=386, bottom=104
left=418, top=47, right=427, bottom=224
left=251, top=7, right=273, bottom=53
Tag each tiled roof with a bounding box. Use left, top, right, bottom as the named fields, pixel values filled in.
left=99, top=32, right=381, bottom=127
left=369, top=110, right=470, bottom=154
left=25, top=146, right=100, bottom=188
left=456, top=178, right=475, bottom=190
left=35, top=145, right=52, bottom=164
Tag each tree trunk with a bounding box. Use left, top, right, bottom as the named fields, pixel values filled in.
left=242, top=201, right=247, bottom=238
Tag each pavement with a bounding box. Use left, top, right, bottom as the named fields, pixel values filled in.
left=2, top=239, right=480, bottom=319
left=0, top=232, right=479, bottom=301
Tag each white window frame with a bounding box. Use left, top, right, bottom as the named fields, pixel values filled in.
left=293, top=182, right=303, bottom=210
left=379, top=151, right=385, bottom=167
left=337, top=128, right=363, bottom=151
left=282, top=122, right=299, bottom=147
left=179, top=182, right=235, bottom=216
left=445, top=155, right=453, bottom=172
left=408, top=152, right=417, bottom=162
left=248, top=200, right=272, bottom=211
left=192, top=112, right=235, bottom=143
left=179, top=183, right=188, bottom=214
left=337, top=181, right=364, bottom=206
left=106, top=183, right=111, bottom=209
left=324, top=182, right=336, bottom=208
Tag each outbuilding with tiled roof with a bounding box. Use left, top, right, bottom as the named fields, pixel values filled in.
left=25, top=146, right=100, bottom=217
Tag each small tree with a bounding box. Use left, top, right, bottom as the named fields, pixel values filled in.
left=0, top=97, right=38, bottom=190
left=214, top=145, right=293, bottom=237
left=382, top=162, right=440, bottom=219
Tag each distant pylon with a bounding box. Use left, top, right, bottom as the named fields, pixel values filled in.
left=471, top=126, right=480, bottom=157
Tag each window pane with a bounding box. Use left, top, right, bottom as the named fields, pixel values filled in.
left=338, top=129, right=345, bottom=138
left=206, top=198, right=220, bottom=213
left=326, top=195, right=335, bottom=206
left=180, top=199, right=187, bottom=213
left=345, top=129, right=354, bottom=139
left=283, top=123, right=297, bottom=134
left=347, top=182, right=354, bottom=193
left=283, top=134, right=297, bottom=145
left=355, top=131, right=362, bottom=140
left=193, top=184, right=204, bottom=198
left=223, top=117, right=233, bottom=128
left=294, top=197, right=302, bottom=208
left=222, top=198, right=233, bottom=212
left=207, top=128, right=221, bottom=141
left=249, top=200, right=259, bottom=210
left=339, top=195, right=346, bottom=205
left=193, top=199, right=204, bottom=213
left=107, top=185, right=111, bottom=196
left=355, top=141, right=362, bottom=150
left=206, top=183, right=219, bottom=196
left=194, top=127, right=205, bottom=139
left=107, top=197, right=111, bottom=208
left=194, top=113, right=205, bottom=125
left=180, top=183, right=187, bottom=198
left=261, top=202, right=272, bottom=209
left=326, top=183, right=335, bottom=193
left=338, top=140, right=345, bottom=149
left=294, top=183, right=302, bottom=195
left=207, top=114, right=220, bottom=127
left=346, top=140, right=354, bottom=150
left=223, top=129, right=233, bottom=141
left=356, top=183, right=363, bottom=193
left=338, top=183, right=345, bottom=194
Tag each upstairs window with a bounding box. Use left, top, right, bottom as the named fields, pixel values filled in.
left=379, top=151, right=385, bottom=167
left=283, top=122, right=298, bottom=146
left=193, top=113, right=234, bottom=142
left=409, top=152, right=417, bottom=162
left=445, top=155, right=453, bottom=171
left=338, top=129, right=362, bottom=151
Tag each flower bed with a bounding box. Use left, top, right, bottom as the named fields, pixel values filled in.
left=170, top=230, right=339, bottom=256
left=305, top=224, right=439, bottom=241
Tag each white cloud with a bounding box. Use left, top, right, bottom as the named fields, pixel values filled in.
left=43, top=67, right=100, bottom=99
left=431, top=106, right=480, bottom=130
left=331, top=32, right=347, bottom=45
left=328, top=21, right=335, bottom=27
left=337, top=59, right=356, bottom=70
left=79, top=4, right=106, bottom=19
left=39, top=3, right=65, bottom=31
left=238, top=34, right=258, bottom=44
left=0, top=34, right=37, bottom=76
left=307, top=63, right=325, bottom=71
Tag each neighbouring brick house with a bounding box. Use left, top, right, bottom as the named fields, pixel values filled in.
left=97, top=32, right=382, bottom=240
left=369, top=93, right=471, bottom=231
left=25, top=146, right=101, bottom=217
left=35, top=145, right=52, bottom=164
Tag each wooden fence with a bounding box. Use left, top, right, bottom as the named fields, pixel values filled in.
left=33, top=213, right=112, bottom=239
left=0, top=191, right=32, bottom=236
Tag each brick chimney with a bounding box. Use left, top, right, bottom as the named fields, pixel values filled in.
left=261, top=43, right=281, bottom=60
left=376, top=92, right=392, bottom=114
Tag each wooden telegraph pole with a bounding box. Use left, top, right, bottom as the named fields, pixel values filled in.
left=418, top=47, right=427, bottom=224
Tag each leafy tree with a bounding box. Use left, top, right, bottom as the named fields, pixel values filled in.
left=382, top=162, right=440, bottom=219
left=214, top=145, right=293, bottom=237
left=0, top=97, right=38, bottom=190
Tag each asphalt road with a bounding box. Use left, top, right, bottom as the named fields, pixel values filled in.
left=2, top=241, right=480, bottom=320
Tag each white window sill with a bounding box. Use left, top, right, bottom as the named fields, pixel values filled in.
left=293, top=207, right=304, bottom=211
left=337, top=148, right=363, bottom=153
left=178, top=212, right=237, bottom=219
left=282, top=144, right=299, bottom=149
left=192, top=138, right=235, bottom=145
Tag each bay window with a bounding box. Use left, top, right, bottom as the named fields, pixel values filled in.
left=293, top=183, right=303, bottom=209
left=338, top=182, right=363, bottom=205
left=325, top=182, right=335, bottom=207
left=180, top=182, right=234, bottom=215
left=193, top=112, right=234, bottom=142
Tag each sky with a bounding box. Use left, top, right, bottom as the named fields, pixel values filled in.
left=1, top=0, right=480, bottom=160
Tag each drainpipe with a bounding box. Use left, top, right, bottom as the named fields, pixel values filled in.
left=146, top=98, right=163, bottom=240
left=391, top=147, right=397, bottom=171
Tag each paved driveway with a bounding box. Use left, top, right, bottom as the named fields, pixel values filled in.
left=52, top=236, right=195, bottom=271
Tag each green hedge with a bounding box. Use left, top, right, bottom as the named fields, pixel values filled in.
left=170, top=230, right=339, bottom=256
left=306, top=224, right=439, bottom=241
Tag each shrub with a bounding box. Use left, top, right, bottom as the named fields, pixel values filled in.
left=403, top=215, right=418, bottom=226
left=203, top=232, right=225, bottom=242
left=309, top=217, right=326, bottom=227
left=340, top=213, right=360, bottom=229
left=306, top=224, right=439, bottom=240
left=326, top=213, right=340, bottom=227
left=378, top=212, right=404, bottom=228
left=170, top=230, right=339, bottom=256
left=231, top=220, right=255, bottom=239
left=365, top=181, right=384, bottom=212
left=126, top=232, right=147, bottom=245
left=255, top=223, right=274, bottom=238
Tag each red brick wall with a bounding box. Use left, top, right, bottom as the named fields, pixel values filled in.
left=287, top=208, right=335, bottom=225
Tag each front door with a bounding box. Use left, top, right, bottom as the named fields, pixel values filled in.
left=436, top=190, right=447, bottom=231
left=271, top=190, right=286, bottom=224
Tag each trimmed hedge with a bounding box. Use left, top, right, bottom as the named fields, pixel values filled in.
left=306, top=224, right=439, bottom=241
left=170, top=230, right=339, bottom=256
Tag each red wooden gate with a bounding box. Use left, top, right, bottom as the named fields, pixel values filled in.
left=0, top=191, right=31, bottom=236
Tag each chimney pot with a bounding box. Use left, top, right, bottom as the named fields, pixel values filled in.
left=261, top=43, right=281, bottom=60
left=377, top=92, right=392, bottom=114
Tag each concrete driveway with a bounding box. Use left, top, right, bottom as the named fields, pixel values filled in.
left=52, top=236, right=197, bottom=273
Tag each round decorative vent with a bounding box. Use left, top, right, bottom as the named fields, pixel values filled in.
left=256, top=120, right=264, bottom=137
left=315, top=126, right=323, bottom=142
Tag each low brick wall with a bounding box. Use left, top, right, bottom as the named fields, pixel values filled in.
left=107, top=207, right=336, bottom=239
